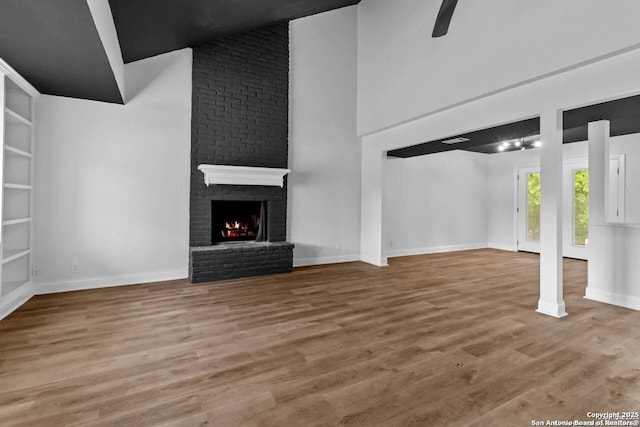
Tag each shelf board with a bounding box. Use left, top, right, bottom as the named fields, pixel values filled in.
left=4, top=107, right=32, bottom=127
left=4, top=183, right=31, bottom=190
left=3, top=217, right=31, bottom=226
left=1, top=280, right=30, bottom=297
left=2, top=249, right=30, bottom=264
left=4, top=145, right=32, bottom=158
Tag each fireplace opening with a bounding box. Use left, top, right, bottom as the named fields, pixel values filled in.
left=211, top=201, right=266, bottom=244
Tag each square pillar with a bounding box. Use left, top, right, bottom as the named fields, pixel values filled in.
left=360, top=143, right=387, bottom=267
left=585, top=120, right=609, bottom=299
left=537, top=109, right=567, bottom=318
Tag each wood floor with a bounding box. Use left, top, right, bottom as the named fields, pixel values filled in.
left=0, top=249, right=639, bottom=426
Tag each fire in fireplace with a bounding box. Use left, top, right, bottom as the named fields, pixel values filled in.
left=211, top=200, right=266, bottom=244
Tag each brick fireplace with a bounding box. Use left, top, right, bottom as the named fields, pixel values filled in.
left=189, top=23, right=294, bottom=283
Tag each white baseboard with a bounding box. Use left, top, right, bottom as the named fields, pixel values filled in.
left=360, top=254, right=388, bottom=267
left=293, top=254, right=361, bottom=268
left=585, top=287, right=640, bottom=312
left=33, top=268, right=188, bottom=295
left=0, top=282, right=34, bottom=321
left=387, top=243, right=487, bottom=258
left=487, top=243, right=517, bottom=252
left=536, top=299, right=568, bottom=318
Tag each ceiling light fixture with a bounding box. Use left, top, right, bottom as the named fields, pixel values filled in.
left=515, top=140, right=522, bottom=147
left=498, top=145, right=506, bottom=152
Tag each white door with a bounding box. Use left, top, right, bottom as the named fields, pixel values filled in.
left=517, top=157, right=624, bottom=259
left=563, top=162, right=589, bottom=260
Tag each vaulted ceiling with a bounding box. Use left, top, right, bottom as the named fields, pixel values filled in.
left=0, top=0, right=359, bottom=103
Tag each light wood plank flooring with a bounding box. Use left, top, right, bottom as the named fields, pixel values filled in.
left=0, top=249, right=639, bottom=426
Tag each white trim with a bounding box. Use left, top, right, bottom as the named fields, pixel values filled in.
left=563, top=157, right=589, bottom=165
left=487, top=243, right=517, bottom=252
left=585, top=287, right=640, bottom=312
left=387, top=243, right=487, bottom=258
left=536, top=300, right=568, bottom=318
left=593, top=222, right=640, bottom=229
left=360, top=254, right=388, bottom=267
left=293, top=254, right=360, bottom=268
left=0, top=282, right=33, bottom=321
left=5, top=107, right=33, bottom=126
left=0, top=58, right=39, bottom=96
left=198, top=164, right=290, bottom=188
left=33, top=268, right=188, bottom=295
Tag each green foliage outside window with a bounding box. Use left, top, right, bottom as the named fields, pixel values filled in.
left=524, top=170, right=588, bottom=246
left=574, top=170, right=589, bottom=246
left=527, top=173, right=540, bottom=241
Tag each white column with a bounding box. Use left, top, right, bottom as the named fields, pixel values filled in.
left=587, top=121, right=609, bottom=226
left=586, top=120, right=609, bottom=298
left=360, top=142, right=387, bottom=266
left=537, top=109, right=567, bottom=318
left=0, top=72, right=4, bottom=300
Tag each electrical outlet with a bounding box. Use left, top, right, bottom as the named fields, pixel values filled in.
left=32, top=265, right=40, bottom=277
left=71, top=262, right=80, bottom=273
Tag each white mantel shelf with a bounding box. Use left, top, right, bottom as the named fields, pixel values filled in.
left=198, top=164, right=291, bottom=188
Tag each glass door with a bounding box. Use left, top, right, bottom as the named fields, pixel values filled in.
left=563, top=163, right=589, bottom=260
left=517, top=167, right=541, bottom=253
left=519, top=158, right=622, bottom=260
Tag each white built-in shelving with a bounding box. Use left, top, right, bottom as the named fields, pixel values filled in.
left=0, top=60, right=37, bottom=304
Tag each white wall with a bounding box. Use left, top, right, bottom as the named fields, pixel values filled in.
left=33, top=49, right=192, bottom=293
left=288, top=6, right=361, bottom=267
left=385, top=150, right=488, bottom=257
left=357, top=0, right=640, bottom=135
left=587, top=123, right=640, bottom=311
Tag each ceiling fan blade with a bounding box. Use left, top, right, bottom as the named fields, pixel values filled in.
left=432, top=0, right=459, bottom=38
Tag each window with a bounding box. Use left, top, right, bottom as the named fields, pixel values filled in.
left=527, top=173, right=541, bottom=242
left=573, top=170, right=589, bottom=247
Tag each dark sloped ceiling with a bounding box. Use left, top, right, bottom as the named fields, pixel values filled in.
left=0, top=0, right=123, bottom=103
left=108, top=0, right=361, bottom=63
left=0, top=0, right=359, bottom=103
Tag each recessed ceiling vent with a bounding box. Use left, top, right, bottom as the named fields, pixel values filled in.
left=441, top=137, right=469, bottom=144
